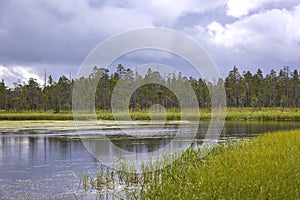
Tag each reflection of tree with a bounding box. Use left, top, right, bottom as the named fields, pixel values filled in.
left=29, top=137, right=38, bottom=164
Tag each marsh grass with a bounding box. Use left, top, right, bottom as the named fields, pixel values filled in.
left=139, top=129, right=300, bottom=199
left=0, top=111, right=74, bottom=120
left=225, top=107, right=300, bottom=121
left=79, top=129, right=299, bottom=199
left=0, top=108, right=299, bottom=121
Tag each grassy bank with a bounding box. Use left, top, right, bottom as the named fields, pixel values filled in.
left=139, top=129, right=300, bottom=199
left=225, top=108, right=300, bottom=121
left=0, top=108, right=299, bottom=121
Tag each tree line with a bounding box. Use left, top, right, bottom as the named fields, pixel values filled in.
left=0, top=65, right=299, bottom=112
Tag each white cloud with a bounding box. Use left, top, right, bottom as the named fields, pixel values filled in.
left=0, top=66, right=44, bottom=87
left=225, top=0, right=296, bottom=18
left=227, top=0, right=272, bottom=18
left=185, top=4, right=300, bottom=74
left=209, top=5, right=300, bottom=57
left=227, top=0, right=261, bottom=18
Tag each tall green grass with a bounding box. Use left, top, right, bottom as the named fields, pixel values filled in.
left=139, top=129, right=300, bottom=199
left=80, top=129, right=300, bottom=199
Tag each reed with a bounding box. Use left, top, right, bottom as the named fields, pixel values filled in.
left=79, top=129, right=300, bottom=199
left=139, top=129, right=300, bottom=199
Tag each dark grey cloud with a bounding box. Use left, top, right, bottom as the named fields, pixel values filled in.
left=174, top=5, right=236, bottom=30
left=1, top=1, right=100, bottom=65
left=0, top=0, right=154, bottom=67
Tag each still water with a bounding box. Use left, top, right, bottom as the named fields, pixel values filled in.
left=0, top=121, right=299, bottom=199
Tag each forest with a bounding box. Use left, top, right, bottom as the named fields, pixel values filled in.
left=0, top=65, right=299, bottom=113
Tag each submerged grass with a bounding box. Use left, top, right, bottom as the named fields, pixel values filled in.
left=0, top=108, right=299, bottom=121
left=139, top=129, right=300, bottom=199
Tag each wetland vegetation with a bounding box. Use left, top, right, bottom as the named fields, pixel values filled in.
left=80, top=129, right=300, bottom=199
left=0, top=108, right=299, bottom=121
left=139, top=129, right=300, bottom=199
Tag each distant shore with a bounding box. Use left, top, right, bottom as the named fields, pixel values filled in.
left=0, top=108, right=299, bottom=121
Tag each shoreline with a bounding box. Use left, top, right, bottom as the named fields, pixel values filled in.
left=0, top=108, right=299, bottom=121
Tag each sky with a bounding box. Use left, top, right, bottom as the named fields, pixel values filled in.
left=0, top=0, right=300, bottom=86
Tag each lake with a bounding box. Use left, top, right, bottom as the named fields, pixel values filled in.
left=0, top=121, right=299, bottom=199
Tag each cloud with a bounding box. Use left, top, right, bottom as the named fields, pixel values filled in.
left=0, top=0, right=154, bottom=66
left=0, top=0, right=226, bottom=68
left=184, top=4, right=300, bottom=74
left=209, top=5, right=300, bottom=57
left=0, top=65, right=44, bottom=87
left=125, top=0, right=226, bottom=26
left=1, top=0, right=299, bottom=79
left=226, top=0, right=279, bottom=18
left=225, top=0, right=300, bottom=18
